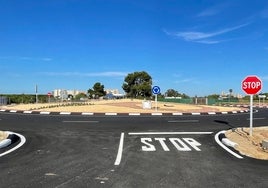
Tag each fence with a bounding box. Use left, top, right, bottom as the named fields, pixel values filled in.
left=0, top=96, right=7, bottom=105
left=158, top=97, right=240, bottom=105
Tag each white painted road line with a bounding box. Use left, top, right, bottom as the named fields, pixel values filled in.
left=172, top=113, right=183, bottom=115
left=215, top=131, right=243, bottom=159
left=40, top=111, right=51, bottom=115
left=105, top=113, right=117, bottom=116
left=62, top=121, right=99, bottom=123
left=23, top=111, right=32, bottom=114
left=129, top=113, right=141, bottom=116
left=60, top=112, right=71, bottom=115
left=128, top=132, right=213, bottom=135
left=114, top=132, right=125, bottom=166
left=246, top=117, right=266, bottom=120
left=0, top=132, right=26, bottom=157
left=81, top=112, right=94, bottom=115
left=168, top=120, right=199, bottom=123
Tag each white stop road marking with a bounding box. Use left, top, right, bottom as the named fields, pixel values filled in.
left=114, top=132, right=213, bottom=166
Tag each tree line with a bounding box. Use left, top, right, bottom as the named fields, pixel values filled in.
left=1, top=71, right=267, bottom=104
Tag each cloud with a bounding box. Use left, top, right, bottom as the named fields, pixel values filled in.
left=0, top=56, right=53, bottom=62
left=260, top=8, right=268, bottom=19
left=197, top=7, right=220, bottom=17
left=164, top=23, right=250, bottom=44
left=174, top=78, right=196, bottom=84
left=261, top=75, right=268, bottom=81
left=39, top=71, right=127, bottom=77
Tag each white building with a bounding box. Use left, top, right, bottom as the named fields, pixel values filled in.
left=53, top=89, right=86, bottom=98
left=105, top=89, right=120, bottom=94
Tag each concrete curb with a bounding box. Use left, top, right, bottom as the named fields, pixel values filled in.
left=0, top=109, right=250, bottom=116
left=0, top=131, right=20, bottom=149
left=215, top=131, right=243, bottom=159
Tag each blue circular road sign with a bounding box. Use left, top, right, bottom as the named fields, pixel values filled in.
left=152, top=86, right=161, bottom=95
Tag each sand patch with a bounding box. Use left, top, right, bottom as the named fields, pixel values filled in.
left=225, top=127, right=268, bottom=160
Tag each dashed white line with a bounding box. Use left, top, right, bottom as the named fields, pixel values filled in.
left=246, top=117, right=266, bottom=120
left=128, top=132, right=213, bottom=135
left=62, top=121, right=99, bottom=123
left=40, top=111, right=51, bottom=115
left=168, top=120, right=199, bottom=123
left=114, top=132, right=125, bottom=166
left=81, top=112, right=94, bottom=115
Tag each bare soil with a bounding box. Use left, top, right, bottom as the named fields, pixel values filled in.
left=0, top=131, right=8, bottom=142
left=1, top=99, right=244, bottom=113
left=225, top=127, right=268, bottom=160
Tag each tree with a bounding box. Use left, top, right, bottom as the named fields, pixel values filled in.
left=165, top=89, right=190, bottom=98
left=88, top=82, right=106, bottom=99
left=165, top=89, right=179, bottom=97
left=75, top=93, right=87, bottom=100
left=122, top=71, right=152, bottom=98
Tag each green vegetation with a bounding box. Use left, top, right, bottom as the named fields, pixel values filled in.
left=122, top=71, right=152, bottom=98
left=87, top=82, right=106, bottom=99
left=0, top=94, right=48, bottom=104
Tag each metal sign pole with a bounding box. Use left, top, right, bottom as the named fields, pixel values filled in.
left=155, top=94, right=157, bottom=111
left=249, top=94, right=253, bottom=136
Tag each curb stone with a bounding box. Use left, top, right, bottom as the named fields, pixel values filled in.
left=215, top=131, right=243, bottom=159
left=218, top=132, right=238, bottom=148
left=0, top=109, right=250, bottom=116
left=0, top=131, right=20, bottom=149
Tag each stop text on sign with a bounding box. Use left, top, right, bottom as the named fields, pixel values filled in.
left=242, top=81, right=261, bottom=90
left=241, top=75, right=262, bottom=95
left=141, top=137, right=201, bottom=151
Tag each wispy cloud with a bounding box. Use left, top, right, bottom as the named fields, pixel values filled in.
left=197, top=7, right=220, bottom=17
left=261, top=75, right=268, bottom=81
left=39, top=71, right=127, bottom=77
left=174, top=78, right=196, bottom=84
left=197, top=3, right=229, bottom=17
left=164, top=23, right=250, bottom=44
left=260, top=8, right=268, bottom=19
left=0, top=56, right=53, bottom=62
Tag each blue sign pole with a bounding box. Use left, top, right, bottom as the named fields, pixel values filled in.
left=152, top=86, right=161, bottom=111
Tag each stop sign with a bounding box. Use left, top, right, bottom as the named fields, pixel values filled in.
left=242, top=75, right=262, bottom=95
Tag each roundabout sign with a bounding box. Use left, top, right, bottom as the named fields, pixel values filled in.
left=152, top=86, right=161, bottom=111
left=152, top=86, right=160, bottom=95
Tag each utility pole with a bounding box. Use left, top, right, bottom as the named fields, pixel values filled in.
left=35, top=84, right=38, bottom=104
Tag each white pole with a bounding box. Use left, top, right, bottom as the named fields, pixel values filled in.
left=155, top=94, right=157, bottom=111
left=249, top=94, right=253, bottom=136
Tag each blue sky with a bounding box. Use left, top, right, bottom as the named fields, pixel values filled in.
left=0, top=0, right=267, bottom=96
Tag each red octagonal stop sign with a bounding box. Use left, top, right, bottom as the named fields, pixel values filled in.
left=242, top=75, right=262, bottom=95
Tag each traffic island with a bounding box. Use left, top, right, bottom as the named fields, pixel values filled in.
left=225, top=127, right=268, bottom=160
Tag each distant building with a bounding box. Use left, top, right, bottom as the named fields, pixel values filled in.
left=105, top=89, right=120, bottom=95
left=104, top=89, right=125, bottom=99
left=53, top=89, right=86, bottom=99
left=221, top=91, right=243, bottom=99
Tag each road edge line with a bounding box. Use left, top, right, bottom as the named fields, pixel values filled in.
left=114, top=132, right=125, bottom=166
left=0, top=131, right=26, bottom=157
left=215, top=130, right=243, bottom=159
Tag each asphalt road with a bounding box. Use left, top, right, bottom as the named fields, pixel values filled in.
left=0, top=109, right=268, bottom=188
